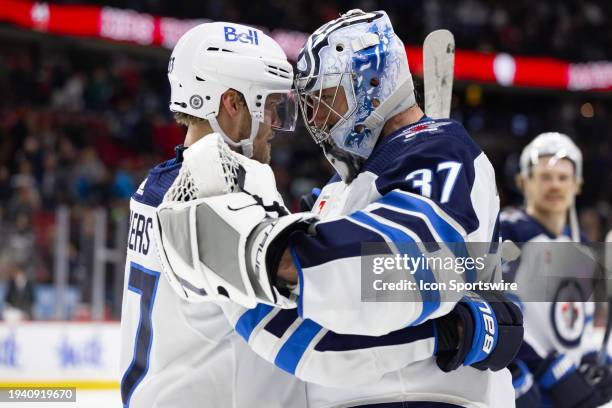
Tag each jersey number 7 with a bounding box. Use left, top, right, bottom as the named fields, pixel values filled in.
left=121, top=263, right=160, bottom=406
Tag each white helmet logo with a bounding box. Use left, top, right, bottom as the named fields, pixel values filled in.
left=224, top=26, right=259, bottom=45
left=189, top=95, right=203, bottom=110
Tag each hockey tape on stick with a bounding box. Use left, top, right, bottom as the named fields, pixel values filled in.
left=423, top=29, right=455, bottom=119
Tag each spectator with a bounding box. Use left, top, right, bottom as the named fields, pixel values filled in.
left=3, top=262, right=35, bottom=321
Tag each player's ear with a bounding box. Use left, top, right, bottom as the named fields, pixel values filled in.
left=515, top=174, right=525, bottom=192
left=220, top=89, right=244, bottom=117
left=575, top=178, right=582, bottom=194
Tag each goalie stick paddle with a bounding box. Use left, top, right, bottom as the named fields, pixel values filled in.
left=423, top=29, right=455, bottom=119
left=598, top=229, right=612, bottom=365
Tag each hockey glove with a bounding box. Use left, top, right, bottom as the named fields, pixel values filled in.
left=156, top=192, right=317, bottom=309
left=155, top=133, right=294, bottom=305
left=434, top=290, right=523, bottom=372
left=509, top=359, right=541, bottom=408
left=535, top=351, right=612, bottom=408
left=299, top=188, right=321, bottom=212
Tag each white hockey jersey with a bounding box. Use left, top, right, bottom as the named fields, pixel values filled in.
left=500, top=209, right=596, bottom=373
left=119, top=158, right=307, bottom=408
left=222, top=117, right=516, bottom=407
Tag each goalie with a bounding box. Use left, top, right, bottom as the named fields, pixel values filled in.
left=154, top=10, right=524, bottom=408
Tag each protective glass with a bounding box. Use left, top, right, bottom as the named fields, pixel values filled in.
left=261, top=90, right=299, bottom=132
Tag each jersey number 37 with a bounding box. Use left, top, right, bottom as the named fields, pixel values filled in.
left=406, top=161, right=462, bottom=204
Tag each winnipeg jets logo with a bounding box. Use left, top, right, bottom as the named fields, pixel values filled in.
left=402, top=121, right=452, bottom=139
left=552, top=279, right=586, bottom=347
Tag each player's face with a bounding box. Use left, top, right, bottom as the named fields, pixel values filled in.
left=235, top=108, right=274, bottom=164
left=524, top=157, right=579, bottom=214
left=305, top=86, right=349, bottom=130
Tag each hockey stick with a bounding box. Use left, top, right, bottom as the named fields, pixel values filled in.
left=597, top=229, right=612, bottom=365
left=423, top=29, right=455, bottom=119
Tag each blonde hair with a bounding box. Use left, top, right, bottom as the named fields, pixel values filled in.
left=173, top=112, right=208, bottom=127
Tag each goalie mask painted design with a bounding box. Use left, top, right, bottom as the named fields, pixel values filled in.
left=295, top=9, right=416, bottom=180
left=168, top=22, right=298, bottom=158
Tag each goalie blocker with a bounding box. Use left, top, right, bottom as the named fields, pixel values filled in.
left=155, top=192, right=317, bottom=308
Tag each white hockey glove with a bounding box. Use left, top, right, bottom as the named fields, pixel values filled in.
left=156, top=193, right=317, bottom=308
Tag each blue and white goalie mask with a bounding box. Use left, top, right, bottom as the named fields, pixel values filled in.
left=295, top=9, right=416, bottom=180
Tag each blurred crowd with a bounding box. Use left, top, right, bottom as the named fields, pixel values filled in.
left=1, top=0, right=611, bottom=319
left=55, top=0, right=612, bottom=61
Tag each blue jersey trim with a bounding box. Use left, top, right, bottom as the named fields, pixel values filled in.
left=290, top=246, right=305, bottom=318
left=349, top=211, right=440, bottom=326
left=235, top=304, right=274, bottom=342
left=314, top=320, right=434, bottom=352
left=121, top=262, right=160, bottom=408
left=274, top=319, right=322, bottom=374
left=378, top=191, right=476, bottom=282
left=265, top=309, right=299, bottom=338
left=378, top=191, right=464, bottom=242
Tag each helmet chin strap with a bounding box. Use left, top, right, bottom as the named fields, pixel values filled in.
left=208, top=116, right=259, bottom=158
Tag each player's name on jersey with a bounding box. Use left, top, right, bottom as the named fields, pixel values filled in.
left=372, top=279, right=518, bottom=293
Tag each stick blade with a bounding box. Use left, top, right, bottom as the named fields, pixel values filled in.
left=423, top=29, right=455, bottom=119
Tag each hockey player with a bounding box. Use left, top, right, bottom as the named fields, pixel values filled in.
left=502, top=132, right=612, bottom=407
left=119, top=22, right=307, bottom=407
left=155, top=10, right=524, bottom=407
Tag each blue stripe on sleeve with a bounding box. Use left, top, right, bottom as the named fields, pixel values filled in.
left=314, top=320, right=434, bottom=352
left=376, top=191, right=476, bottom=283
left=349, top=211, right=440, bottom=326
left=235, top=304, right=274, bottom=342
left=265, top=308, right=299, bottom=338
left=378, top=191, right=464, bottom=243
left=274, top=319, right=322, bottom=374
left=370, top=207, right=440, bottom=252
left=290, top=245, right=305, bottom=318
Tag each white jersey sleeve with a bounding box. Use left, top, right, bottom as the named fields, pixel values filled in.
left=289, top=120, right=501, bottom=336
left=220, top=301, right=434, bottom=387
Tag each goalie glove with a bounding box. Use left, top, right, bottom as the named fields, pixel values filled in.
left=155, top=133, right=290, bottom=303
left=155, top=192, right=317, bottom=309
left=164, top=133, right=285, bottom=212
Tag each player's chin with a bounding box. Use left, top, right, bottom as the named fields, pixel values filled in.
left=541, top=199, right=570, bottom=213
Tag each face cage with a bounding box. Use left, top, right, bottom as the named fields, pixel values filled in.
left=295, top=69, right=358, bottom=146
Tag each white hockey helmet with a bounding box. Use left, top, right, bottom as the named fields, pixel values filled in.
left=295, top=9, right=416, bottom=180
left=168, top=22, right=298, bottom=157
left=519, top=132, right=583, bottom=183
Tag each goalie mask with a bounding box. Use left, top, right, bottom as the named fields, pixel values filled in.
left=295, top=9, right=416, bottom=181
left=168, top=22, right=298, bottom=158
